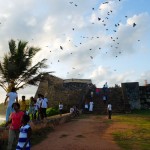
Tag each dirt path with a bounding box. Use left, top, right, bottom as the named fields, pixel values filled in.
left=31, top=115, right=121, bottom=150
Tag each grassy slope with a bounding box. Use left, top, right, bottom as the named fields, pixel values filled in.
left=112, top=110, right=150, bottom=150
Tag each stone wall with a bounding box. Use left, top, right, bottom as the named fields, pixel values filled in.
left=139, top=86, right=150, bottom=109
left=121, top=82, right=141, bottom=109
left=35, top=74, right=149, bottom=113
left=35, top=74, right=88, bottom=110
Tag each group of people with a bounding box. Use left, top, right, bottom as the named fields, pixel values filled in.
left=84, top=101, right=94, bottom=113
left=5, top=103, right=31, bottom=150
left=5, top=88, right=48, bottom=122
left=2, top=82, right=112, bottom=150
left=4, top=87, right=49, bottom=150
left=70, top=105, right=80, bottom=117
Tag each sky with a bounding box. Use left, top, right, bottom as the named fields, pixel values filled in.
left=0, top=0, right=150, bottom=102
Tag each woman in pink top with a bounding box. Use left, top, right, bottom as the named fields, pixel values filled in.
left=5, top=103, right=24, bottom=150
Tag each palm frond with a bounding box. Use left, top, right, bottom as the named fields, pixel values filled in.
left=0, top=39, right=50, bottom=91
left=9, top=39, right=16, bottom=56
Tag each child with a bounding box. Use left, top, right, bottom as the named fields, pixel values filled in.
left=59, top=102, right=63, bottom=116
left=5, top=103, right=24, bottom=150
left=16, top=114, right=32, bottom=150
left=28, top=97, right=35, bottom=121
left=20, top=96, right=27, bottom=113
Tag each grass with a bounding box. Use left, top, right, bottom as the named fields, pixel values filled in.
left=112, top=110, right=150, bottom=150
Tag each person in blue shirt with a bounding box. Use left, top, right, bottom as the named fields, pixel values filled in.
left=16, top=114, right=32, bottom=150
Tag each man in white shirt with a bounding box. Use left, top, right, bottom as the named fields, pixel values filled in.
left=107, top=102, right=112, bottom=119
left=41, top=95, right=48, bottom=119
left=4, top=87, right=18, bottom=122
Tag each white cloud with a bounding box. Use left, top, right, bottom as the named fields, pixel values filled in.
left=90, top=66, right=137, bottom=87
left=0, top=0, right=150, bottom=103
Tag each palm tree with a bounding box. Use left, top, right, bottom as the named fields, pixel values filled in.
left=0, top=39, right=51, bottom=92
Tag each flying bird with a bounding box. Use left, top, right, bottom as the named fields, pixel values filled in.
left=98, top=17, right=101, bottom=21
left=133, top=23, right=136, bottom=27
left=60, top=46, right=63, bottom=50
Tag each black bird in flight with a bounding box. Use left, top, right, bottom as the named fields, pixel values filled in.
left=60, top=46, right=63, bottom=50
left=133, top=23, right=136, bottom=27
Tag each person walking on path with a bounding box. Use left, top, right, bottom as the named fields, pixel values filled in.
left=4, top=87, right=18, bottom=122
left=16, top=114, right=32, bottom=150
left=5, top=103, right=24, bottom=150
left=107, top=102, right=112, bottom=119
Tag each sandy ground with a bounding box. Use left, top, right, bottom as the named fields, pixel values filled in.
left=31, top=115, right=121, bottom=150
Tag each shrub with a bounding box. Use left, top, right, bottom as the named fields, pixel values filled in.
left=46, top=108, right=59, bottom=116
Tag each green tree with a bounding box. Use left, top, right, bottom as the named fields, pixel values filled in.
left=0, top=39, right=51, bottom=92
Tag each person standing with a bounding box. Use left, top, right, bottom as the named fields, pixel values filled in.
left=89, top=101, right=94, bottom=112
left=103, top=82, right=108, bottom=93
left=102, top=95, right=107, bottom=104
left=59, top=102, right=63, bottom=116
left=36, top=94, right=42, bottom=120
left=5, top=103, right=24, bottom=150
left=90, top=91, right=94, bottom=98
left=20, top=96, right=27, bottom=113
left=41, top=95, right=48, bottom=119
left=107, top=102, right=112, bottom=119
left=84, top=102, right=89, bottom=113
left=16, top=114, right=32, bottom=150
left=4, top=87, right=18, bottom=122
left=28, top=97, right=35, bottom=121
left=33, top=99, right=38, bottom=120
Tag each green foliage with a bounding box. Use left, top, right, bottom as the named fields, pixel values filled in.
left=0, top=39, right=51, bottom=91
left=131, top=109, right=150, bottom=116
left=46, top=108, right=59, bottom=116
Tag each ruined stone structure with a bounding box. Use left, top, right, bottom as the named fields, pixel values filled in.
left=35, top=74, right=150, bottom=113
left=35, top=74, right=91, bottom=111
left=121, top=82, right=141, bottom=109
